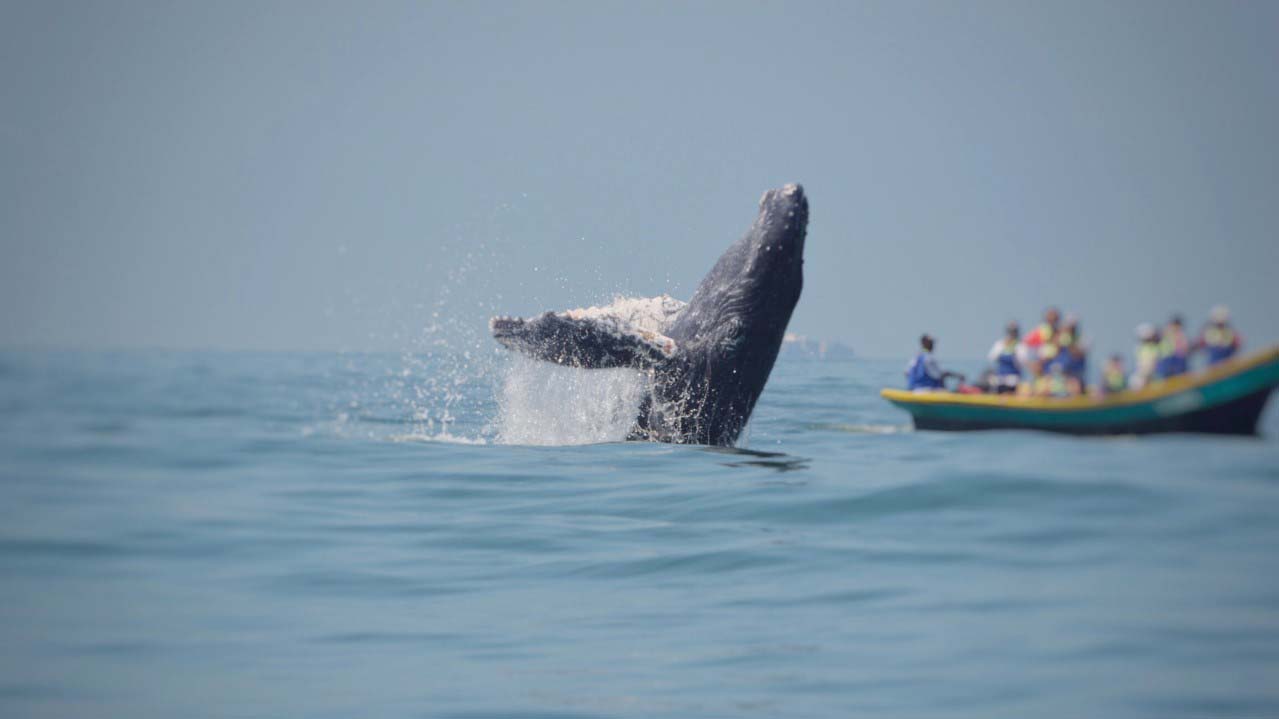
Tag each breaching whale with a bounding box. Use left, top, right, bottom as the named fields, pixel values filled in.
left=490, top=183, right=808, bottom=446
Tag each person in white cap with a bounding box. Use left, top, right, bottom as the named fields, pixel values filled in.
left=1195, top=305, right=1242, bottom=365
left=986, top=321, right=1028, bottom=393
left=1130, top=323, right=1161, bottom=390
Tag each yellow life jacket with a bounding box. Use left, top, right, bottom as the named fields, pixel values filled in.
left=1160, top=327, right=1187, bottom=357
left=1038, top=326, right=1060, bottom=359
left=1035, top=374, right=1067, bottom=396
left=1136, top=341, right=1160, bottom=368
left=1104, top=367, right=1127, bottom=392
left=1204, top=326, right=1235, bottom=347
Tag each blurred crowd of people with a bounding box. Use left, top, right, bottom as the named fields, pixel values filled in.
left=906, top=305, right=1243, bottom=397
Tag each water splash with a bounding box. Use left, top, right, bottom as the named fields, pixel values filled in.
left=388, top=431, right=488, bottom=445
left=330, top=202, right=670, bottom=446
left=389, top=243, right=504, bottom=442
left=394, top=290, right=679, bottom=446
left=494, top=356, right=647, bottom=445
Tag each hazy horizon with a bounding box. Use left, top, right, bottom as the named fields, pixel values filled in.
left=4, top=1, right=1276, bottom=362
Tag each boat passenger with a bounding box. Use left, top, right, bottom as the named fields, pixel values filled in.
left=1195, top=305, right=1242, bottom=365
left=1035, top=362, right=1077, bottom=398
left=986, top=322, right=1025, bottom=393
left=905, top=334, right=962, bottom=391
left=1157, top=314, right=1190, bottom=378
left=1019, top=359, right=1043, bottom=397
left=1130, top=323, right=1161, bottom=390
left=1053, top=316, right=1088, bottom=388
left=1101, top=354, right=1128, bottom=395
left=1025, top=306, right=1061, bottom=363
left=1055, top=312, right=1078, bottom=348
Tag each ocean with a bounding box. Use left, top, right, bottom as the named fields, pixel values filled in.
left=2, top=349, right=1277, bottom=718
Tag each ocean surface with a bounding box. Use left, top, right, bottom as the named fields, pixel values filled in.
left=2, top=349, right=1278, bottom=718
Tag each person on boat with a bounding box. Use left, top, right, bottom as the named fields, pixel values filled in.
left=1033, top=362, right=1077, bottom=398
left=1018, top=359, right=1043, bottom=397
left=1055, top=312, right=1078, bottom=347
left=1130, top=323, right=1161, bottom=390
left=1194, top=305, right=1242, bottom=365
left=985, top=321, right=1025, bottom=393
left=1101, top=354, right=1128, bottom=395
left=1052, top=315, right=1088, bottom=389
left=905, top=334, right=963, bottom=391
left=1157, top=314, right=1190, bottom=378
left=1024, top=307, right=1061, bottom=363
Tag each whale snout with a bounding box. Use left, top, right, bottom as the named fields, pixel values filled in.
left=759, top=183, right=805, bottom=209
left=754, top=183, right=808, bottom=257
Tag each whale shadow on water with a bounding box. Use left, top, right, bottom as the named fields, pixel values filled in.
left=702, top=446, right=812, bottom=473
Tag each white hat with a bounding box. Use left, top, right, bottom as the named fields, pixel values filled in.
left=1136, top=323, right=1156, bottom=340
left=1211, top=305, right=1230, bottom=323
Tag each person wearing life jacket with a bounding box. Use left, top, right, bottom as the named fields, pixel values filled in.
left=1130, top=323, right=1161, bottom=390
left=905, top=334, right=962, bottom=391
left=1195, top=304, right=1242, bottom=365
left=1054, top=312, right=1078, bottom=349
left=1034, top=362, right=1076, bottom=398
left=1019, top=359, right=1044, bottom=397
left=985, top=322, right=1025, bottom=393
left=1024, top=307, right=1061, bottom=363
left=1101, top=354, right=1128, bottom=395
left=1050, top=315, right=1088, bottom=391
left=1156, top=314, right=1190, bottom=378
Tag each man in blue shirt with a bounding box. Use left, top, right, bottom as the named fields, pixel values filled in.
left=906, top=334, right=963, bottom=391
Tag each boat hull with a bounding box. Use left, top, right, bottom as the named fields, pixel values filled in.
left=882, top=347, right=1279, bottom=436
left=909, top=385, right=1273, bottom=435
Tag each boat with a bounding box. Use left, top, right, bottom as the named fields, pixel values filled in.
left=881, top=346, right=1279, bottom=436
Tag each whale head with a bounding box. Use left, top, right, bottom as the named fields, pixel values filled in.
left=746, top=182, right=807, bottom=305
left=641, top=183, right=808, bottom=444
left=669, top=183, right=807, bottom=349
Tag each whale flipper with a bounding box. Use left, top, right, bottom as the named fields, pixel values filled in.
left=490, top=295, right=684, bottom=369
left=490, top=311, right=677, bottom=369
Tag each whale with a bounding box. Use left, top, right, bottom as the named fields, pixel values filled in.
left=490, top=183, right=808, bottom=446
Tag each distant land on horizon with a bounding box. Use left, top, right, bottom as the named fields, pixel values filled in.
left=779, top=333, right=855, bottom=361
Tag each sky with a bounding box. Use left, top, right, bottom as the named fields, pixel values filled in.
left=2, top=0, right=1276, bottom=359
